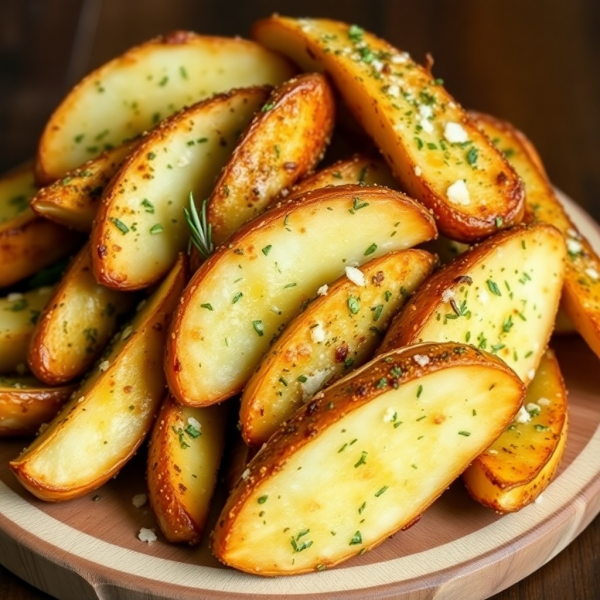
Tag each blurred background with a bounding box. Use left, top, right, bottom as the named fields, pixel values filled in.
left=0, top=0, right=599, bottom=219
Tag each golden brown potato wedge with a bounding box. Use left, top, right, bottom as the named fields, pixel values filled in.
left=208, top=73, right=335, bottom=245
left=0, top=286, right=54, bottom=373
left=30, top=139, right=138, bottom=231
left=27, top=243, right=138, bottom=385
left=252, top=16, right=524, bottom=242
left=35, top=32, right=296, bottom=184
left=212, top=342, right=525, bottom=575
left=379, top=224, right=566, bottom=385
left=240, top=249, right=436, bottom=447
left=472, top=111, right=600, bottom=361
left=0, top=164, right=82, bottom=288
left=166, top=184, right=437, bottom=407
left=463, top=347, right=567, bottom=512
left=287, top=154, right=398, bottom=199
left=91, top=86, right=271, bottom=291
left=147, top=394, right=229, bottom=544
left=0, top=374, right=76, bottom=437
left=9, top=254, right=187, bottom=502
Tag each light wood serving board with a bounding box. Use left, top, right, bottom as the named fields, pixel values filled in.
left=0, top=194, right=599, bottom=600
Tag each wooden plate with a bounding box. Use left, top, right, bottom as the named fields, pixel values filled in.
left=0, top=193, right=599, bottom=600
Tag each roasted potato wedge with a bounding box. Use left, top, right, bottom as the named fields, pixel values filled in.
left=27, top=243, right=138, bottom=385
left=252, top=16, right=524, bottom=242
left=31, top=139, right=138, bottom=231
left=208, top=73, right=335, bottom=245
left=240, top=249, right=436, bottom=447
left=35, top=32, right=296, bottom=184
left=473, top=111, right=600, bottom=360
left=147, top=394, right=229, bottom=544
left=0, top=286, right=54, bottom=373
left=463, top=348, right=567, bottom=512
left=91, top=86, right=271, bottom=291
left=166, top=184, right=437, bottom=407
left=9, top=254, right=187, bottom=501
left=0, top=164, right=82, bottom=288
left=0, top=374, right=75, bottom=437
left=212, top=342, right=525, bottom=575
left=379, top=224, right=566, bottom=384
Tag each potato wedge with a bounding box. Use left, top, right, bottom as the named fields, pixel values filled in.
left=472, top=111, right=600, bottom=361
left=9, top=254, right=187, bottom=501
left=35, top=32, right=296, bottom=184
left=240, top=249, right=436, bottom=447
left=287, top=154, right=398, bottom=198
left=0, top=374, right=75, bottom=437
left=0, top=165, right=82, bottom=288
left=91, top=86, right=271, bottom=291
left=208, top=73, right=335, bottom=245
left=27, top=243, right=138, bottom=385
left=147, top=394, right=229, bottom=544
left=30, top=139, right=138, bottom=231
left=0, top=286, right=54, bottom=373
left=166, top=184, right=437, bottom=407
left=379, top=224, right=566, bottom=384
left=252, top=17, right=524, bottom=242
left=463, top=348, right=567, bottom=512
left=212, top=342, right=525, bottom=575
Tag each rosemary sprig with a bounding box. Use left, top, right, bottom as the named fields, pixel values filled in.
left=184, top=192, right=213, bottom=259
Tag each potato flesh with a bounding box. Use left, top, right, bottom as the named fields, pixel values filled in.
left=35, top=34, right=296, bottom=183
left=252, top=17, right=524, bottom=242
left=168, top=186, right=436, bottom=406
left=0, top=164, right=38, bottom=225
left=28, top=244, right=138, bottom=385
left=240, top=249, right=436, bottom=446
left=380, top=225, right=566, bottom=384
left=92, top=87, right=269, bottom=290
left=0, top=286, right=54, bottom=373
left=10, top=255, right=187, bottom=500
left=216, top=358, right=523, bottom=574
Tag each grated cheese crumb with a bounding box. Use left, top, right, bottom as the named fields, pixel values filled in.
left=7, top=292, right=23, bottom=302
left=187, top=416, right=201, bottom=433
left=132, top=493, right=147, bottom=508
left=413, top=354, right=430, bottom=367
left=310, top=323, right=326, bottom=343
left=241, top=468, right=250, bottom=480
left=515, top=406, right=531, bottom=424
left=488, top=448, right=499, bottom=455
left=441, top=288, right=455, bottom=303
left=300, top=369, right=332, bottom=401
left=414, top=165, right=422, bottom=176
left=387, top=84, right=400, bottom=97
left=345, top=266, right=366, bottom=287
left=138, top=528, right=157, bottom=543
left=567, top=239, right=582, bottom=255
left=99, top=360, right=110, bottom=372
left=585, top=267, right=599, bottom=281
left=526, top=402, right=541, bottom=416
left=447, top=179, right=471, bottom=205
left=443, top=122, right=469, bottom=144
left=383, top=407, right=396, bottom=423
left=527, top=368, right=536, bottom=381
left=121, top=325, right=133, bottom=341
left=317, top=284, right=329, bottom=296
left=537, top=397, right=551, bottom=406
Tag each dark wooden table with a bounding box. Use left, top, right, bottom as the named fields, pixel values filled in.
left=1, top=1, right=599, bottom=598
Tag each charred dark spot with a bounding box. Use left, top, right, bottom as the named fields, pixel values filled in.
left=163, top=30, right=194, bottom=45
left=334, top=343, right=349, bottom=364
left=123, top=385, right=133, bottom=393
left=152, top=322, right=163, bottom=331
left=371, top=271, right=385, bottom=286
left=356, top=384, right=369, bottom=397
left=306, top=400, right=319, bottom=416
left=174, top=358, right=182, bottom=372
left=283, top=162, right=297, bottom=173
left=306, top=46, right=317, bottom=60
left=496, top=171, right=508, bottom=185
left=97, top=244, right=108, bottom=259
left=453, top=275, right=473, bottom=285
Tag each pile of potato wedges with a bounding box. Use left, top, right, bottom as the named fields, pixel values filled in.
left=2, top=15, right=599, bottom=576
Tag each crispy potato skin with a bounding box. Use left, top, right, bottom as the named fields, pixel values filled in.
left=166, top=184, right=437, bottom=407
left=379, top=224, right=566, bottom=384
left=212, top=342, right=524, bottom=575
left=0, top=376, right=76, bottom=437
left=147, top=394, right=229, bottom=544
left=472, top=111, right=600, bottom=362
left=463, top=348, right=567, bottom=512
left=27, top=243, right=138, bottom=385
left=252, top=16, right=525, bottom=242
left=208, top=73, right=336, bottom=245
left=35, top=32, right=296, bottom=184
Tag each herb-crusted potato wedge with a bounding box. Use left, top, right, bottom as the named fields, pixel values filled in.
left=208, top=73, right=335, bottom=245
left=31, top=139, right=138, bottom=231
left=0, top=286, right=54, bottom=374
left=147, top=394, right=229, bottom=544
left=35, top=32, right=296, bottom=184
left=463, top=348, right=567, bottom=512
left=166, top=184, right=437, bottom=407
left=287, top=154, right=398, bottom=198
left=252, top=17, right=524, bottom=242
left=240, top=249, right=436, bottom=447
left=379, top=224, right=566, bottom=385
left=92, top=86, right=271, bottom=291
left=472, top=111, right=600, bottom=361
left=0, top=165, right=82, bottom=288
left=212, top=342, right=525, bottom=575
left=0, top=375, right=76, bottom=437
left=28, top=243, right=138, bottom=385
left=10, top=254, right=187, bottom=502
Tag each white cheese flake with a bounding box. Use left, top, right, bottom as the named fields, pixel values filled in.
left=447, top=179, right=471, bottom=205
left=132, top=493, right=147, bottom=508
left=187, top=416, right=202, bottom=434
left=478, top=290, right=490, bottom=305
left=300, top=369, right=332, bottom=401
left=317, top=284, right=329, bottom=296
left=527, top=368, right=536, bottom=381
left=138, top=528, right=157, bottom=543
left=386, top=84, right=400, bottom=97
left=345, top=266, right=366, bottom=287
left=488, top=448, right=499, bottom=455
left=526, top=402, right=541, bottom=416
left=441, top=288, right=455, bottom=303
left=413, top=354, right=430, bottom=367
left=515, top=405, right=531, bottom=424
left=241, top=468, right=250, bottom=480
left=310, top=323, right=326, bottom=343
left=391, top=52, right=410, bottom=64
left=383, top=407, right=396, bottom=423
left=414, top=165, right=422, bottom=176
left=419, top=117, right=434, bottom=134
left=585, top=267, right=599, bottom=281
left=121, top=325, right=133, bottom=341
left=567, top=239, right=582, bottom=255
left=537, top=397, right=551, bottom=406
left=99, top=360, right=110, bottom=373
left=7, top=292, right=23, bottom=301
left=443, top=121, right=469, bottom=144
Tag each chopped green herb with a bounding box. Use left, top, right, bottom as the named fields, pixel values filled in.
left=110, top=217, right=129, bottom=234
